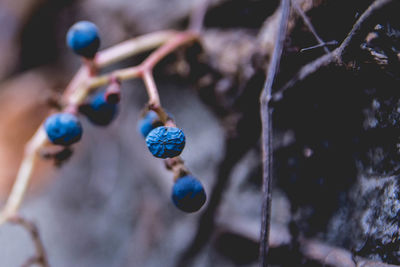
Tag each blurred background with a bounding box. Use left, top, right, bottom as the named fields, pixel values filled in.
left=1, top=0, right=400, bottom=266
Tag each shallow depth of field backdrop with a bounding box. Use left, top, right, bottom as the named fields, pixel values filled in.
left=0, top=0, right=400, bottom=266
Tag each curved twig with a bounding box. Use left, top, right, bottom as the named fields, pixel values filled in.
left=271, top=0, right=395, bottom=104
left=10, top=216, right=49, bottom=267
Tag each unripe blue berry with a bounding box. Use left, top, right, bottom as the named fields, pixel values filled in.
left=66, top=21, right=100, bottom=58
left=79, top=91, right=118, bottom=126
left=172, top=175, right=206, bottom=213
left=137, top=111, right=162, bottom=137
left=145, top=126, right=185, bottom=158
left=44, top=113, right=83, bottom=146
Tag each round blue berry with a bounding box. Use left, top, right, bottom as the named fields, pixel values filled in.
left=79, top=91, right=118, bottom=126
left=145, top=126, right=185, bottom=158
left=137, top=111, right=162, bottom=137
left=172, top=175, right=206, bottom=213
left=66, top=21, right=100, bottom=58
left=44, top=113, right=83, bottom=146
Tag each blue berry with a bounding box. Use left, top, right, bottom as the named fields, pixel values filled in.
left=79, top=91, right=118, bottom=126
left=145, top=126, right=185, bottom=158
left=172, top=175, right=206, bottom=213
left=66, top=21, right=100, bottom=58
left=137, top=111, right=162, bottom=137
left=44, top=113, right=83, bottom=146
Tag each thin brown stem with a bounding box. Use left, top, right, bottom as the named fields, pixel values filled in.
left=96, top=30, right=177, bottom=67
left=139, top=31, right=198, bottom=122
left=142, top=31, right=198, bottom=70
left=64, top=30, right=177, bottom=102
left=142, top=70, right=165, bottom=120
left=10, top=216, right=49, bottom=267
left=142, top=71, right=160, bottom=108
left=82, top=57, right=98, bottom=76
left=259, top=0, right=290, bottom=266
left=68, top=66, right=142, bottom=105
left=0, top=128, right=48, bottom=223
left=69, top=31, right=198, bottom=107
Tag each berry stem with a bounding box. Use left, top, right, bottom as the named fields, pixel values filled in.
left=142, top=70, right=161, bottom=109
left=105, top=78, right=121, bottom=104
left=64, top=30, right=178, bottom=102
left=142, top=70, right=169, bottom=124
left=0, top=29, right=200, bottom=225
left=64, top=104, right=79, bottom=114
left=165, top=157, right=190, bottom=181
left=96, top=30, right=178, bottom=68
left=10, top=215, right=49, bottom=267
left=68, top=66, right=142, bottom=105
left=0, top=128, right=48, bottom=223
left=82, top=57, right=98, bottom=76
left=67, top=31, right=198, bottom=106
left=142, top=31, right=198, bottom=70
left=139, top=31, right=197, bottom=123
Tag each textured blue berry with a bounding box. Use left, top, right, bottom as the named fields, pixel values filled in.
left=80, top=91, right=118, bottom=126
left=44, top=113, right=83, bottom=146
left=145, top=126, right=185, bottom=158
left=172, top=175, right=206, bottom=213
left=137, top=111, right=162, bottom=137
left=66, top=21, right=100, bottom=58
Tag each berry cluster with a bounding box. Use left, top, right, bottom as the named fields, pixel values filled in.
left=43, top=21, right=206, bottom=213
left=138, top=111, right=206, bottom=212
